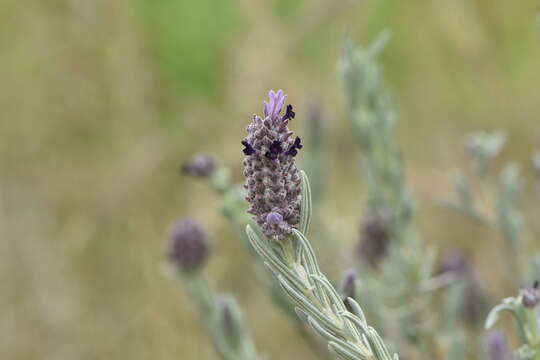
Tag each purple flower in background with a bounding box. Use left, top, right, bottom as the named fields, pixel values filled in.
left=440, top=250, right=472, bottom=275
left=358, top=206, right=392, bottom=267
left=182, top=153, right=216, bottom=177
left=168, top=218, right=210, bottom=272
left=440, top=251, right=488, bottom=324
left=243, top=90, right=302, bottom=240
left=487, top=331, right=514, bottom=360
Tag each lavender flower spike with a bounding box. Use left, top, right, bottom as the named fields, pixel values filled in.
left=243, top=90, right=302, bottom=240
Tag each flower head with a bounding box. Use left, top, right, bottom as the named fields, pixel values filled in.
left=242, top=90, right=302, bottom=240
left=168, top=218, right=210, bottom=272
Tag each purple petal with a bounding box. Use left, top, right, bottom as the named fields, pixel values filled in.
left=263, top=89, right=287, bottom=120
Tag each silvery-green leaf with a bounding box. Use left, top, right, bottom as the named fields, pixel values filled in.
left=366, top=30, right=390, bottom=59
left=277, top=274, right=342, bottom=334
left=310, top=274, right=346, bottom=312
left=247, top=226, right=307, bottom=292
left=517, top=344, right=536, bottom=360
left=329, top=341, right=369, bottom=360
left=485, top=301, right=517, bottom=329
left=300, top=170, right=312, bottom=235
left=342, top=298, right=367, bottom=327
left=308, top=317, right=366, bottom=359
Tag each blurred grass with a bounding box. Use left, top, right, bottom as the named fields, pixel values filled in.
left=2, top=0, right=540, bottom=359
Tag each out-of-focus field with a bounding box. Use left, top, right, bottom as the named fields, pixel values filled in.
left=2, top=0, right=540, bottom=359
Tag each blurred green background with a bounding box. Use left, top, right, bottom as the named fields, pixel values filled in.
left=2, top=0, right=540, bottom=358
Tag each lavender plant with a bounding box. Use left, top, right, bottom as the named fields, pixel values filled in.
left=341, top=34, right=455, bottom=358
left=243, top=89, right=397, bottom=360
left=167, top=218, right=262, bottom=360
left=168, top=34, right=540, bottom=360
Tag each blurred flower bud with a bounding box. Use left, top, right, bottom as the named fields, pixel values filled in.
left=168, top=218, right=210, bottom=272
left=440, top=251, right=488, bottom=324
left=358, top=206, right=391, bottom=267
left=486, top=331, right=513, bottom=360
left=520, top=281, right=540, bottom=308
left=182, top=153, right=216, bottom=177
left=440, top=250, right=472, bottom=276
left=462, top=278, right=488, bottom=324
left=465, top=131, right=506, bottom=161
left=217, top=294, right=244, bottom=351
left=465, top=131, right=506, bottom=177
left=339, top=269, right=358, bottom=308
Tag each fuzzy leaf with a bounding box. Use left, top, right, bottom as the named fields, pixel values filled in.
left=485, top=301, right=517, bottom=329
left=300, top=170, right=312, bottom=235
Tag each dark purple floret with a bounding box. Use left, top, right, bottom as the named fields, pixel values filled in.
left=294, top=136, right=303, bottom=148
left=265, top=140, right=284, bottom=159
left=242, top=140, right=256, bottom=155
left=282, top=104, right=295, bottom=121
left=286, top=136, right=303, bottom=156
left=242, top=90, right=302, bottom=240
left=168, top=218, right=210, bottom=272
left=286, top=148, right=298, bottom=157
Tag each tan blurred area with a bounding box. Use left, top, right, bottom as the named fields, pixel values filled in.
left=2, top=0, right=540, bottom=359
